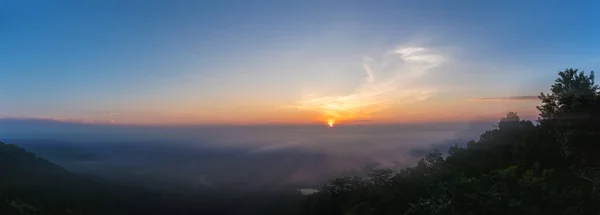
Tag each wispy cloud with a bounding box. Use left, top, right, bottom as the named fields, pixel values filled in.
left=296, top=45, right=445, bottom=123
left=104, top=112, right=119, bottom=116
left=469, top=96, right=539, bottom=102
left=0, top=116, right=116, bottom=125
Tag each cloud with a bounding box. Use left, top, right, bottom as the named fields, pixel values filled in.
left=248, top=140, right=304, bottom=154
left=0, top=116, right=115, bottom=125
left=394, top=46, right=444, bottom=70
left=104, top=113, right=119, bottom=116
left=469, top=96, right=539, bottom=102
left=296, top=45, right=445, bottom=123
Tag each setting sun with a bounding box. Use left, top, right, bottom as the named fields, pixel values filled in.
left=327, top=119, right=335, bottom=127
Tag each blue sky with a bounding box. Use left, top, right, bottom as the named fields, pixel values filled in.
left=1, top=0, right=599, bottom=124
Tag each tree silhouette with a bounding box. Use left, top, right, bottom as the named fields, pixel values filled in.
left=538, top=69, right=600, bottom=188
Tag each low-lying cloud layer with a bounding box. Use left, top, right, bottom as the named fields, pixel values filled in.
left=1, top=118, right=496, bottom=189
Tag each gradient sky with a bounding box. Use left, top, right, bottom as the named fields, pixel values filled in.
left=2, top=0, right=600, bottom=125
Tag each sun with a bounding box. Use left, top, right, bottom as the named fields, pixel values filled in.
left=327, top=119, right=335, bottom=127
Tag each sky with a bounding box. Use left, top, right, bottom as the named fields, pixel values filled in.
left=2, top=0, right=600, bottom=125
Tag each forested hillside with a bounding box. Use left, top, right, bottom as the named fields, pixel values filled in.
left=0, top=141, right=302, bottom=215
left=299, top=69, right=600, bottom=215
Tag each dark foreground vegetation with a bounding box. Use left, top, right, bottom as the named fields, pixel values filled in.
left=1, top=68, right=599, bottom=214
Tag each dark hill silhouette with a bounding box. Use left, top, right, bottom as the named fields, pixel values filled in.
left=0, top=141, right=97, bottom=190
left=0, top=141, right=304, bottom=215
left=0, top=141, right=93, bottom=214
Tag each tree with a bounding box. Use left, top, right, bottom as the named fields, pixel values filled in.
left=538, top=68, right=598, bottom=120
left=498, top=112, right=519, bottom=129
left=537, top=68, right=600, bottom=188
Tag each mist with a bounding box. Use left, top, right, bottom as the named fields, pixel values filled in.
left=0, top=118, right=494, bottom=191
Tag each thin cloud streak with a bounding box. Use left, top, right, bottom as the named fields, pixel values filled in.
left=470, top=96, right=539, bottom=102
left=0, top=116, right=116, bottom=125
left=296, top=45, right=445, bottom=123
